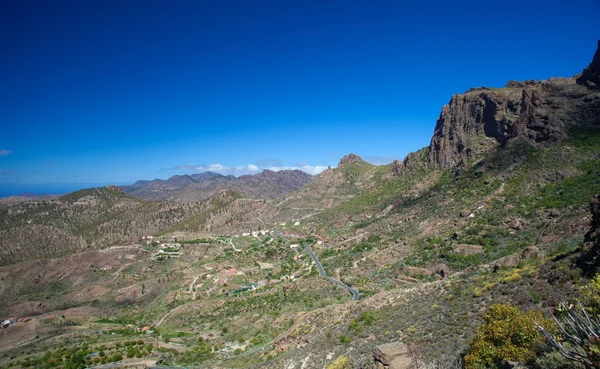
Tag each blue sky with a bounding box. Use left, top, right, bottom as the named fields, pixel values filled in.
left=1, top=0, right=599, bottom=195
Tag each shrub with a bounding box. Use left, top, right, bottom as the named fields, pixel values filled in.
left=580, top=274, right=600, bottom=313
left=359, top=311, right=375, bottom=326
left=464, top=304, right=553, bottom=369
left=338, top=335, right=352, bottom=344
left=326, top=356, right=351, bottom=369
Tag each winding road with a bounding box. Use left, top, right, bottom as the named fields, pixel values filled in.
left=304, top=244, right=360, bottom=301
left=216, top=238, right=242, bottom=252
left=271, top=228, right=359, bottom=300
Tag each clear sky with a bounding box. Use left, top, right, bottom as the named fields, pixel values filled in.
left=1, top=0, right=598, bottom=195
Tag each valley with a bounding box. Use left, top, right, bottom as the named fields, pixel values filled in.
left=0, top=41, right=599, bottom=369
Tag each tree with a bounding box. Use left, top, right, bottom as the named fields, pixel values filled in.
left=536, top=303, right=599, bottom=369
left=464, top=304, right=553, bottom=369
left=536, top=276, right=600, bottom=369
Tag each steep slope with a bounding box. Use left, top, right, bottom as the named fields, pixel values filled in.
left=122, top=169, right=314, bottom=202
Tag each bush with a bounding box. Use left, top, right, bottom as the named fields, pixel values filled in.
left=326, top=356, right=351, bottom=369
left=338, top=335, right=352, bottom=344
left=464, top=304, right=553, bottom=369
left=359, top=311, right=375, bottom=326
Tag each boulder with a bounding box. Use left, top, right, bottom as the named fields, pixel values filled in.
left=435, top=263, right=450, bottom=279
left=373, top=342, right=408, bottom=366
left=505, top=217, right=526, bottom=230
left=459, top=210, right=471, bottom=218
left=389, top=355, right=412, bottom=369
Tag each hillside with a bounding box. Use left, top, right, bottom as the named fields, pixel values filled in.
left=0, top=187, right=222, bottom=266
left=121, top=169, right=314, bottom=202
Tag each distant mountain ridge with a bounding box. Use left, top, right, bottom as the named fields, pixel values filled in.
left=121, top=169, right=314, bottom=202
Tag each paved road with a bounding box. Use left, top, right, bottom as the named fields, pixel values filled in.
left=304, top=244, right=360, bottom=301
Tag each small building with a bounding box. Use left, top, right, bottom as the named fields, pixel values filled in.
left=140, top=326, right=153, bottom=333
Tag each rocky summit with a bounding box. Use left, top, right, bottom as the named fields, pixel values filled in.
left=1, top=42, right=600, bottom=369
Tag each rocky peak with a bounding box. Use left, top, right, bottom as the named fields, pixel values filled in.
left=505, top=79, right=538, bottom=88
left=338, top=153, right=365, bottom=166
left=104, top=185, right=126, bottom=196
left=577, top=39, right=600, bottom=89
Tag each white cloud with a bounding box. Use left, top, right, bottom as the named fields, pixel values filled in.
left=266, top=165, right=328, bottom=175
left=188, top=164, right=263, bottom=176
left=207, top=164, right=226, bottom=172
left=0, top=150, right=12, bottom=156
left=163, top=161, right=328, bottom=176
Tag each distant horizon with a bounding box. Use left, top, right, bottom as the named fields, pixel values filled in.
left=0, top=154, right=392, bottom=197
left=2, top=1, right=598, bottom=189
left=0, top=182, right=128, bottom=198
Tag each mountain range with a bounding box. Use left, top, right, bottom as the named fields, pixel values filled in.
left=120, top=169, right=314, bottom=202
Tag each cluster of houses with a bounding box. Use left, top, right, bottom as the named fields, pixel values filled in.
left=231, top=279, right=267, bottom=295
left=240, top=230, right=271, bottom=238
left=151, top=242, right=182, bottom=260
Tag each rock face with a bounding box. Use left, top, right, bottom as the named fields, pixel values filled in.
left=577, top=194, right=600, bottom=276
left=427, top=41, right=600, bottom=169
left=577, top=39, right=600, bottom=89
left=373, top=342, right=411, bottom=369
left=391, top=148, right=429, bottom=175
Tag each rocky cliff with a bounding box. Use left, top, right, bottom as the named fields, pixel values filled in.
left=577, top=39, right=600, bottom=89
left=577, top=194, right=600, bottom=276
left=427, top=41, right=600, bottom=169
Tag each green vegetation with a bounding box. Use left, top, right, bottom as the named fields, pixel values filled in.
left=326, top=356, right=352, bottom=369
left=464, top=304, right=554, bottom=369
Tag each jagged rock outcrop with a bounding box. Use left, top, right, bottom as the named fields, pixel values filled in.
left=338, top=153, right=366, bottom=166
left=577, top=194, right=600, bottom=276
left=577, top=39, right=600, bottom=89
left=427, top=41, right=600, bottom=169
left=391, top=148, right=429, bottom=175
